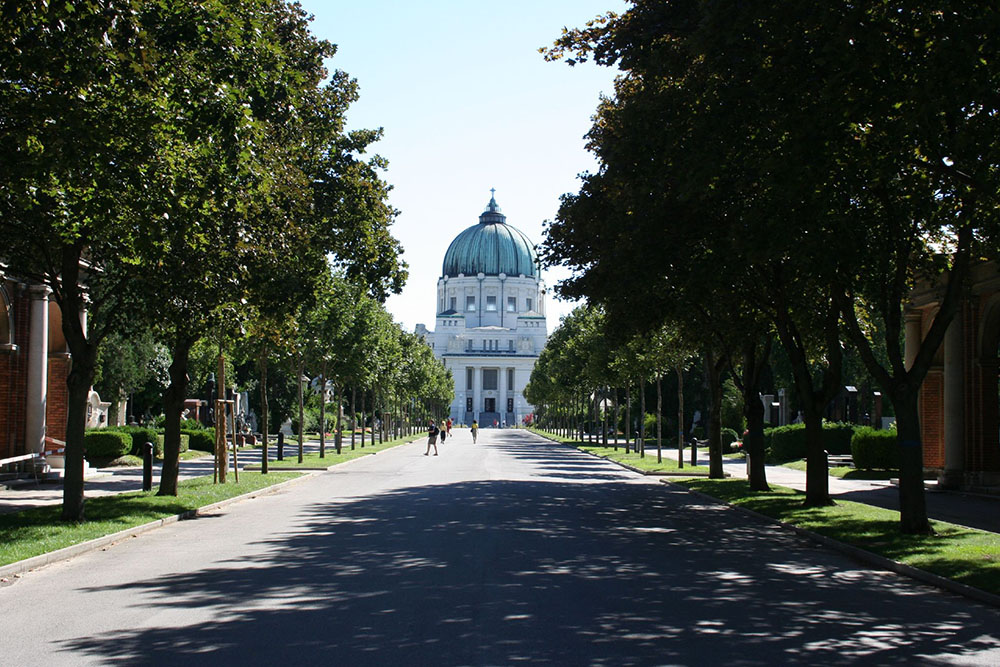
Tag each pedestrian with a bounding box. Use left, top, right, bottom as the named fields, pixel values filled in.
left=440, top=423, right=447, bottom=443
left=471, top=419, right=478, bottom=444
left=425, top=420, right=439, bottom=456
left=446, top=417, right=453, bottom=437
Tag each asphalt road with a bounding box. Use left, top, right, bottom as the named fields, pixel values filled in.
left=2, top=429, right=999, bottom=666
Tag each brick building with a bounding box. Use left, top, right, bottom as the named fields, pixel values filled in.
left=0, top=269, right=70, bottom=461
left=908, top=262, right=1000, bottom=490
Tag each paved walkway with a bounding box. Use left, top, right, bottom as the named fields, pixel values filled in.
left=588, top=437, right=1000, bottom=534
left=0, top=437, right=359, bottom=515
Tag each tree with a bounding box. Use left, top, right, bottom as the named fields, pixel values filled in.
left=1, top=1, right=172, bottom=519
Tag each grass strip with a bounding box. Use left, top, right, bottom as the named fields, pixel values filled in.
left=0, top=471, right=300, bottom=567
left=531, top=428, right=710, bottom=474
left=264, top=432, right=424, bottom=469
left=675, top=478, right=1000, bottom=595
left=780, top=458, right=899, bottom=480
left=579, top=444, right=711, bottom=474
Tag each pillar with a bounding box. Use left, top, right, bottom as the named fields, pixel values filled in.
left=940, top=315, right=965, bottom=488
left=472, top=364, right=481, bottom=423
left=904, top=310, right=923, bottom=370
left=25, top=285, right=50, bottom=454
left=498, top=365, right=507, bottom=425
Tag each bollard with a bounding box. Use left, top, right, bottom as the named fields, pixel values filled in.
left=142, top=442, right=153, bottom=491
left=277, top=432, right=284, bottom=461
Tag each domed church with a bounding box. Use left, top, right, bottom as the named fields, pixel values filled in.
left=416, top=191, right=548, bottom=426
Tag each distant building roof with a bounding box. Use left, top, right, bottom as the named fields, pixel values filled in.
left=441, top=193, right=539, bottom=278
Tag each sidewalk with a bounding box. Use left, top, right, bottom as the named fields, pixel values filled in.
left=658, top=443, right=1000, bottom=535
left=0, top=439, right=332, bottom=516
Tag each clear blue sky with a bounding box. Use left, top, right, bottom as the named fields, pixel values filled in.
left=297, top=0, right=625, bottom=331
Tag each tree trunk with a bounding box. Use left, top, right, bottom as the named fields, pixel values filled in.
left=656, top=373, right=663, bottom=463
left=894, top=387, right=932, bottom=533
left=259, top=349, right=269, bottom=475
left=335, top=383, right=343, bottom=454
left=741, top=340, right=771, bottom=491
left=639, top=379, right=646, bottom=458
left=676, top=367, right=684, bottom=470
left=602, top=387, right=608, bottom=447
left=351, top=385, right=357, bottom=450
left=744, top=388, right=768, bottom=491
left=612, top=388, right=619, bottom=449
left=705, top=350, right=725, bottom=479
left=62, top=345, right=97, bottom=521
left=358, top=391, right=365, bottom=449
left=625, top=382, right=632, bottom=454
left=319, top=361, right=327, bottom=459
left=297, top=355, right=304, bottom=464
left=802, top=407, right=832, bottom=506
left=159, top=334, right=194, bottom=496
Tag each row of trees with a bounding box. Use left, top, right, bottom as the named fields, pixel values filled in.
left=540, top=2, right=1000, bottom=533
left=1, top=1, right=412, bottom=520
left=526, top=306, right=696, bottom=465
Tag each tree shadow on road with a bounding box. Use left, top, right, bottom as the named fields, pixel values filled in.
left=59, top=439, right=1000, bottom=666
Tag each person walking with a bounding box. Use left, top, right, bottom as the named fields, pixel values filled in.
left=425, top=420, right=439, bottom=456
left=470, top=419, right=478, bottom=444
left=446, top=417, right=453, bottom=437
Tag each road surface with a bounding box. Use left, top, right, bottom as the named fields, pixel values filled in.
left=2, top=428, right=999, bottom=665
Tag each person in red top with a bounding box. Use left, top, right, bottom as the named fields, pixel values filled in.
left=446, top=418, right=453, bottom=436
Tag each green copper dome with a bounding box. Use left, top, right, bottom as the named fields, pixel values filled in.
left=442, top=195, right=539, bottom=278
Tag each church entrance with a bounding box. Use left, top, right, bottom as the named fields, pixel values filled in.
left=484, top=398, right=496, bottom=413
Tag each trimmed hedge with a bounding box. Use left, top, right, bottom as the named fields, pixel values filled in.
left=720, top=427, right=739, bottom=452
left=115, top=426, right=160, bottom=456
left=181, top=428, right=214, bottom=453
left=851, top=426, right=899, bottom=470
left=155, top=433, right=190, bottom=459
left=84, top=430, right=132, bottom=461
left=767, top=422, right=858, bottom=462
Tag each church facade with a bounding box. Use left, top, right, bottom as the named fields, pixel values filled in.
left=416, top=194, right=548, bottom=427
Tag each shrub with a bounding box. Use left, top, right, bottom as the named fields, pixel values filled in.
left=181, top=418, right=204, bottom=430
left=181, top=428, right=214, bottom=453
left=768, top=424, right=808, bottom=461
left=84, top=430, right=132, bottom=461
left=720, top=427, right=739, bottom=452
left=851, top=426, right=899, bottom=470
left=155, top=433, right=190, bottom=459
left=114, top=426, right=160, bottom=456
left=290, top=407, right=321, bottom=436
left=767, top=422, right=860, bottom=461
left=823, top=422, right=856, bottom=455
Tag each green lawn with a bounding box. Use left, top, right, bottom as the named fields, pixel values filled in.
left=262, top=432, right=424, bottom=469
left=580, top=444, right=711, bottom=474
left=675, top=478, right=1000, bottom=596
left=0, top=472, right=301, bottom=567
left=781, top=458, right=898, bottom=480
left=530, top=428, right=710, bottom=474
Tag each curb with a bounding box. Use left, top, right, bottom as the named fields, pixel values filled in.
left=661, top=479, right=1000, bottom=610
left=0, top=471, right=318, bottom=581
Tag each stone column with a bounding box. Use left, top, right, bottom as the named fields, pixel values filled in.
left=904, top=310, right=923, bottom=370
left=498, top=365, right=507, bottom=425
left=472, top=364, right=482, bottom=423
left=25, top=285, right=50, bottom=454
left=940, top=315, right=965, bottom=488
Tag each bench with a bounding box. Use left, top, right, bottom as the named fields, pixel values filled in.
left=828, top=454, right=854, bottom=468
